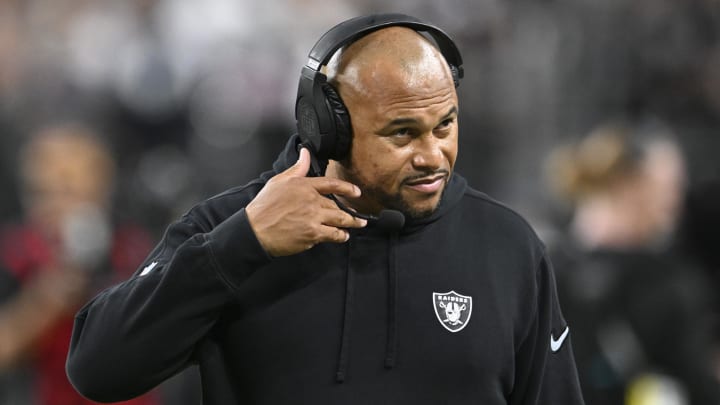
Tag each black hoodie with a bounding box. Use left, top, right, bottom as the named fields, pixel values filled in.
left=66, top=135, right=584, bottom=404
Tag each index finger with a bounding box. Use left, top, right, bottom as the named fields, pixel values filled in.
left=308, top=177, right=362, bottom=198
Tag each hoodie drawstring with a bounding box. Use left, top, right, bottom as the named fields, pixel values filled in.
left=335, top=233, right=399, bottom=382
left=384, top=233, right=398, bottom=369
left=336, top=240, right=354, bottom=383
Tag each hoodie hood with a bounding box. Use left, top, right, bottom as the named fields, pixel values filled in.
left=268, top=134, right=467, bottom=234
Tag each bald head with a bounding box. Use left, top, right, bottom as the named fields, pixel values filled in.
left=326, top=27, right=456, bottom=101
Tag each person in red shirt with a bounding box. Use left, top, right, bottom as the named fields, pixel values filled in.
left=0, top=124, right=156, bottom=405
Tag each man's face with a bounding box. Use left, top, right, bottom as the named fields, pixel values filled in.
left=337, top=68, right=459, bottom=220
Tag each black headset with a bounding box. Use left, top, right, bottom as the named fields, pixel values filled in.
left=295, top=13, right=464, bottom=165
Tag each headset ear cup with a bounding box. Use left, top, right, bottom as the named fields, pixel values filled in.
left=296, top=97, right=320, bottom=146
left=322, top=83, right=352, bottom=160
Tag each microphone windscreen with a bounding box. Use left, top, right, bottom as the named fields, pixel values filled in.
left=376, top=210, right=405, bottom=232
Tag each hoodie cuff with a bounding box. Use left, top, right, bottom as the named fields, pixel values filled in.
left=205, top=208, right=272, bottom=291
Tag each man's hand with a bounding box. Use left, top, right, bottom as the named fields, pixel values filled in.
left=246, top=148, right=367, bottom=257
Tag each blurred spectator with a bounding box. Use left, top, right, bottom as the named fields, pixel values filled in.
left=544, top=120, right=720, bottom=405
left=0, top=125, right=157, bottom=404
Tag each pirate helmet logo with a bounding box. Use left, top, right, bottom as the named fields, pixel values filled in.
left=433, top=291, right=473, bottom=332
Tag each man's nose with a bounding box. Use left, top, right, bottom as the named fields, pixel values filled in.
left=411, top=136, right=444, bottom=171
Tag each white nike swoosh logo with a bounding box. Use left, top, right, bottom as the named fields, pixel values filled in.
left=550, top=326, right=570, bottom=353
left=139, top=261, right=158, bottom=276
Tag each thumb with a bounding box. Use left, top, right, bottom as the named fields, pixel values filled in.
left=281, top=147, right=311, bottom=178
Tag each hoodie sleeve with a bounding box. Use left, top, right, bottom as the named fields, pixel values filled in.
left=66, top=205, right=272, bottom=403
left=510, top=252, right=586, bottom=405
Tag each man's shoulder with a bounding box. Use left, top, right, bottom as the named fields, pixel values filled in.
left=461, top=186, right=511, bottom=210
left=455, top=186, right=545, bottom=248
left=181, top=177, right=268, bottom=231
left=461, top=187, right=537, bottom=227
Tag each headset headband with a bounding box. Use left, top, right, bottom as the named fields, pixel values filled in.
left=303, top=13, right=464, bottom=78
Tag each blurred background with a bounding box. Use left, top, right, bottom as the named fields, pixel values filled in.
left=1, top=0, right=719, bottom=404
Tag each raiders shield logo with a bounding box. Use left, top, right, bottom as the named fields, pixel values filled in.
left=433, top=291, right=473, bottom=333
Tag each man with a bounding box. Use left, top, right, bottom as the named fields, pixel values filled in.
left=66, top=15, right=584, bottom=404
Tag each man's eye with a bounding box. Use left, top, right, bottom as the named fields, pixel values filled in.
left=394, top=128, right=411, bottom=136
left=438, top=118, right=454, bottom=128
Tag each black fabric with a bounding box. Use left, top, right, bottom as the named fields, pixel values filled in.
left=67, top=134, right=584, bottom=404
left=552, top=242, right=720, bottom=405
left=384, top=232, right=398, bottom=369
left=335, top=240, right=354, bottom=383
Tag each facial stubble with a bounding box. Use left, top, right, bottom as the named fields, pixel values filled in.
left=341, top=162, right=449, bottom=220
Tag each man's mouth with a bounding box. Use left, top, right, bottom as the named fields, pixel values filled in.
left=404, top=174, right=447, bottom=194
